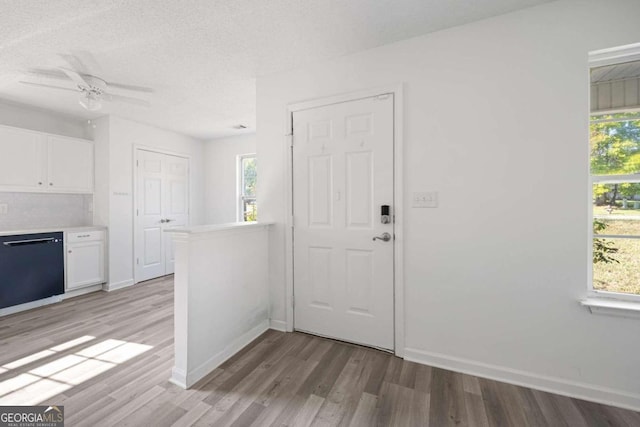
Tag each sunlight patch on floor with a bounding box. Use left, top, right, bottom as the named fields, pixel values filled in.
left=0, top=337, right=152, bottom=405
left=2, top=336, right=96, bottom=371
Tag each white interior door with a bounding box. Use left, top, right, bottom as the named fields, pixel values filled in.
left=135, top=149, right=189, bottom=282
left=293, top=94, right=395, bottom=350
left=163, top=155, right=189, bottom=274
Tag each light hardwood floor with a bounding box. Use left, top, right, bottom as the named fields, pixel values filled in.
left=0, top=276, right=639, bottom=426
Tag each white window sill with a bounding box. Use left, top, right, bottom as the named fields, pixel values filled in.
left=581, top=297, right=640, bottom=319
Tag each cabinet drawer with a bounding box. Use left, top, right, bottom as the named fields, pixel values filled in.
left=67, top=230, right=105, bottom=242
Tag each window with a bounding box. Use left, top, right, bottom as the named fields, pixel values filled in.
left=590, top=52, right=640, bottom=298
left=238, top=154, right=257, bottom=222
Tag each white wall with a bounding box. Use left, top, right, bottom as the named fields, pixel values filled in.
left=170, top=224, right=270, bottom=388
left=0, top=99, right=88, bottom=138
left=93, top=116, right=205, bottom=288
left=91, top=116, right=110, bottom=228
left=204, top=134, right=256, bottom=224
left=257, top=0, right=640, bottom=410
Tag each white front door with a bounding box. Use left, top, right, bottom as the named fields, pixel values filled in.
left=135, top=149, right=189, bottom=282
left=292, top=94, right=395, bottom=350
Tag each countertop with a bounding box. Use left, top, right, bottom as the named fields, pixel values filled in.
left=0, top=225, right=107, bottom=237
left=164, top=222, right=273, bottom=234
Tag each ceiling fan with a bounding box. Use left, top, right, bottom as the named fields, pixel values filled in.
left=19, top=54, right=153, bottom=112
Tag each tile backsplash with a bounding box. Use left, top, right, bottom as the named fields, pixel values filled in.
left=0, top=192, right=93, bottom=231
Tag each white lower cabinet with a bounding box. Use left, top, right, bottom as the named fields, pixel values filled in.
left=66, top=230, right=106, bottom=291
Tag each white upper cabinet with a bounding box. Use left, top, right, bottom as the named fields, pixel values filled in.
left=0, top=126, right=45, bottom=191
left=47, top=135, right=94, bottom=193
left=0, top=125, right=93, bottom=194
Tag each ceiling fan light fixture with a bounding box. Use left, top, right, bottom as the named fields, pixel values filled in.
left=78, top=92, right=102, bottom=111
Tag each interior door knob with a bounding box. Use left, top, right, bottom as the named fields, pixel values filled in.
left=372, top=232, right=392, bottom=242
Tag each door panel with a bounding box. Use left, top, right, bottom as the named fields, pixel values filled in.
left=346, top=151, right=373, bottom=228
left=144, top=178, right=162, bottom=214
left=143, top=228, right=162, bottom=265
left=345, top=249, right=374, bottom=315
left=293, top=95, right=394, bottom=350
left=136, top=150, right=189, bottom=282
left=308, top=246, right=333, bottom=309
left=308, top=156, right=333, bottom=227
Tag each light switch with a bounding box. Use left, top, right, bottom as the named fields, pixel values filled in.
left=0, top=203, right=7, bottom=214
left=413, top=191, right=438, bottom=208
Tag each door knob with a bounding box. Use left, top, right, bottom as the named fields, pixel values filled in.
left=372, top=232, right=392, bottom=242
left=160, top=219, right=167, bottom=223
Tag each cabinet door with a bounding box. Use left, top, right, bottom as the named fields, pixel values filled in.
left=47, top=136, right=94, bottom=193
left=0, top=126, right=46, bottom=191
left=66, top=241, right=105, bottom=290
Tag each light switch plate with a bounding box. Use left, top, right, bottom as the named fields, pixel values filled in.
left=413, top=191, right=438, bottom=208
left=0, top=203, right=7, bottom=214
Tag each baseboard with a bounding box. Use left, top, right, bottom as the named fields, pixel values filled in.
left=169, top=368, right=187, bottom=389
left=269, top=319, right=287, bottom=332
left=103, top=279, right=135, bottom=292
left=404, top=347, right=640, bottom=412
left=176, top=319, right=270, bottom=389
left=0, top=295, right=63, bottom=317
left=63, top=284, right=103, bottom=299
left=0, top=284, right=104, bottom=317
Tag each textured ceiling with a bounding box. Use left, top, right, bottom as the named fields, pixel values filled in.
left=0, top=0, right=551, bottom=140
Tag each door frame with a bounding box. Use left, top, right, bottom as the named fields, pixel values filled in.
left=284, top=85, right=405, bottom=357
left=133, top=145, right=191, bottom=284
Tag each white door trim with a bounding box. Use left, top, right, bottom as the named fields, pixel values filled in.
left=133, top=145, right=191, bottom=284
left=284, top=85, right=405, bottom=357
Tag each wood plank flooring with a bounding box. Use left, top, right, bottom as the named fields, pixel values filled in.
left=1, top=276, right=639, bottom=426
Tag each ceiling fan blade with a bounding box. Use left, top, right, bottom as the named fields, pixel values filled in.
left=71, top=51, right=102, bottom=75
left=58, top=67, right=89, bottom=87
left=27, top=68, right=68, bottom=81
left=19, top=81, right=80, bottom=93
left=59, top=53, right=89, bottom=75
left=105, top=93, right=150, bottom=107
left=106, top=82, right=154, bottom=93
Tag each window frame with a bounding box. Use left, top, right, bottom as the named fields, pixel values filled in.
left=237, top=153, right=257, bottom=222
left=589, top=151, right=640, bottom=302
left=588, top=43, right=640, bottom=303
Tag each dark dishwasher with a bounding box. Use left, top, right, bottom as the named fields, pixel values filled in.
left=0, top=232, right=65, bottom=309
